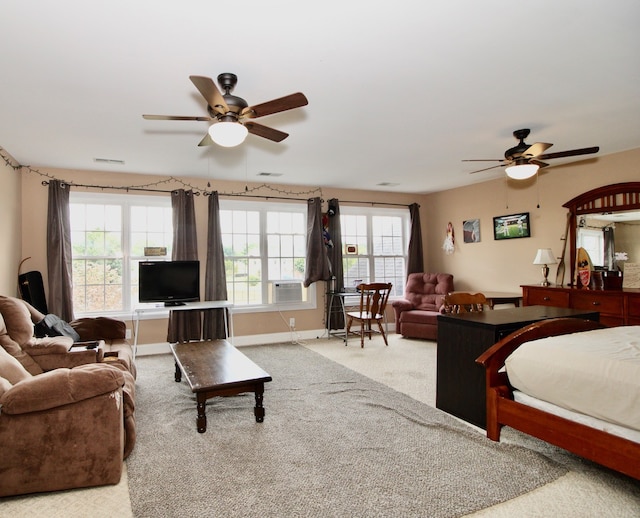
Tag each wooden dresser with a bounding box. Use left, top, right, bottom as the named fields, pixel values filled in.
left=522, top=285, right=640, bottom=327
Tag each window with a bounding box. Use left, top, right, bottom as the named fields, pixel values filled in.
left=220, top=199, right=311, bottom=308
left=577, top=228, right=604, bottom=267
left=69, top=194, right=340, bottom=314
left=70, top=192, right=173, bottom=315
left=340, top=207, right=408, bottom=296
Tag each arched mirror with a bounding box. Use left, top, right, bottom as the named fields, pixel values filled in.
left=563, top=182, right=640, bottom=287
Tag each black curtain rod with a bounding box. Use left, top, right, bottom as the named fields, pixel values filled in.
left=210, top=192, right=321, bottom=202
left=337, top=199, right=415, bottom=208
left=40, top=180, right=413, bottom=207
left=40, top=180, right=315, bottom=201
left=40, top=181, right=194, bottom=195
left=41, top=180, right=317, bottom=200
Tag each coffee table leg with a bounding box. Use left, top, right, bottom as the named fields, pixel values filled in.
left=196, top=395, right=207, bottom=433
left=174, top=361, right=182, bottom=382
left=254, top=384, right=265, bottom=423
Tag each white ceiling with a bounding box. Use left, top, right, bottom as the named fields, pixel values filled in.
left=2, top=1, right=639, bottom=194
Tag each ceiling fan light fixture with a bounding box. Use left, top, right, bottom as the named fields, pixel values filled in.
left=505, top=163, right=539, bottom=180
left=208, top=121, right=248, bottom=147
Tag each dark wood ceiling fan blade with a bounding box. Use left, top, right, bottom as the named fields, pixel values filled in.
left=524, top=142, right=552, bottom=157
left=537, top=146, right=599, bottom=160
left=243, top=93, right=308, bottom=119
left=530, top=159, right=549, bottom=168
left=244, top=121, right=289, bottom=142
left=143, top=114, right=211, bottom=121
left=190, top=75, right=229, bottom=114
left=462, top=159, right=503, bottom=162
left=468, top=163, right=506, bottom=174
left=197, top=133, right=213, bottom=147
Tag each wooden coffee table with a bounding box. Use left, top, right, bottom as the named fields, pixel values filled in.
left=170, top=340, right=272, bottom=433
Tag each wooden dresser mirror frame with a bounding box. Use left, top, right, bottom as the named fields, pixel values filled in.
left=563, top=182, right=640, bottom=287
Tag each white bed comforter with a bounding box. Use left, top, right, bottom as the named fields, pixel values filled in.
left=505, top=325, right=640, bottom=432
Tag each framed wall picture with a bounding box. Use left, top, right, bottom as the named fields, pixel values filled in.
left=622, top=263, right=640, bottom=289
left=493, top=212, right=531, bottom=240
left=463, top=219, right=480, bottom=243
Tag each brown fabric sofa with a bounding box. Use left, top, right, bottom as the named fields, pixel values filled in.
left=392, top=273, right=454, bottom=340
left=0, top=296, right=136, bottom=496
left=10, top=297, right=137, bottom=378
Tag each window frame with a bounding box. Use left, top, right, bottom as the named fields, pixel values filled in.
left=577, top=227, right=604, bottom=267
left=339, top=205, right=409, bottom=297
left=69, top=191, right=173, bottom=318
left=219, top=198, right=316, bottom=314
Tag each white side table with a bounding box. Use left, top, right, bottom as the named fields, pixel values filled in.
left=133, top=300, right=234, bottom=357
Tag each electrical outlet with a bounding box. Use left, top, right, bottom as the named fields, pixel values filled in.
left=289, top=317, right=295, bottom=328
left=125, top=329, right=132, bottom=339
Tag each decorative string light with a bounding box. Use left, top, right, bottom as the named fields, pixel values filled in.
left=1, top=146, right=323, bottom=200
left=2, top=147, right=415, bottom=207
left=216, top=183, right=322, bottom=198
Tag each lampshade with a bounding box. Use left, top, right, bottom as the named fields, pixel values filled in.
left=505, top=163, right=539, bottom=180
left=208, top=122, right=248, bottom=147
left=533, top=248, right=557, bottom=265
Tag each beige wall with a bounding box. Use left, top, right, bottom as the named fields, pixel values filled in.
left=18, top=167, right=420, bottom=344
left=0, top=152, right=22, bottom=296
left=423, top=148, right=640, bottom=291
left=7, top=147, right=640, bottom=345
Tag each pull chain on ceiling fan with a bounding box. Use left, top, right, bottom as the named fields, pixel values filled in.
left=463, top=128, right=599, bottom=179
left=143, top=73, right=308, bottom=147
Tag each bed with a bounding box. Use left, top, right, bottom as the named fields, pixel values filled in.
left=476, top=318, right=640, bottom=480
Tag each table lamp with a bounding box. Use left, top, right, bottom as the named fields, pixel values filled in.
left=533, top=248, right=557, bottom=286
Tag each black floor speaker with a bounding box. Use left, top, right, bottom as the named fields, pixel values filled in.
left=18, top=271, right=48, bottom=314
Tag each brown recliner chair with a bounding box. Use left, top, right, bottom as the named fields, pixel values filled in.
left=0, top=295, right=136, bottom=379
left=0, top=321, right=128, bottom=497
left=392, top=273, right=454, bottom=340
left=0, top=296, right=135, bottom=496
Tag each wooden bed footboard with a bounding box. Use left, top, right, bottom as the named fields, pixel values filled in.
left=476, top=318, right=640, bottom=480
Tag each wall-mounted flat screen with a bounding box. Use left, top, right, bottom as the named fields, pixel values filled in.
left=493, top=212, right=531, bottom=240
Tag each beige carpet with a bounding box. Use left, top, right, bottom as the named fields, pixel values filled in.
left=0, top=464, right=133, bottom=517
left=127, top=344, right=567, bottom=516
left=2, top=333, right=639, bottom=517
left=304, top=334, right=640, bottom=517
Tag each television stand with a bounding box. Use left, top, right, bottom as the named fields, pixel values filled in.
left=133, top=300, right=234, bottom=357
left=164, top=301, right=186, bottom=307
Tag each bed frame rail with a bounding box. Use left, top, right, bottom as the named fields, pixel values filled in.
left=476, top=318, right=640, bottom=480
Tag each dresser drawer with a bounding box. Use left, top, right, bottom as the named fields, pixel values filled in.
left=599, top=315, right=625, bottom=327
left=627, top=294, right=640, bottom=317
left=526, top=288, right=570, bottom=307
left=570, top=291, right=623, bottom=315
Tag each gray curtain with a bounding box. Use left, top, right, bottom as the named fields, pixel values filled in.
left=304, top=197, right=330, bottom=287
left=47, top=180, right=74, bottom=321
left=407, top=203, right=424, bottom=276
left=167, top=189, right=201, bottom=343
left=203, top=192, right=228, bottom=340
left=326, top=199, right=345, bottom=329
left=603, top=226, right=616, bottom=270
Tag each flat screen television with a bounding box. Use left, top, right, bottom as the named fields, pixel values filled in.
left=138, top=260, right=200, bottom=306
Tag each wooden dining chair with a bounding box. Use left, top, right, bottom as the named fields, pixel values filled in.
left=442, top=292, right=488, bottom=314
left=346, top=283, right=393, bottom=347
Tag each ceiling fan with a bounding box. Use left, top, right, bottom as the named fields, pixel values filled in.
left=143, top=73, right=308, bottom=147
left=463, top=129, right=599, bottom=179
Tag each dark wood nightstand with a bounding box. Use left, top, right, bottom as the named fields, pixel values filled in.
left=436, top=305, right=599, bottom=429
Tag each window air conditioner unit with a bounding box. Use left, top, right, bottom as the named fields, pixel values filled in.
left=272, top=281, right=303, bottom=304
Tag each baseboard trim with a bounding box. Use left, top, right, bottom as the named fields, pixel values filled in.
left=135, top=328, right=341, bottom=356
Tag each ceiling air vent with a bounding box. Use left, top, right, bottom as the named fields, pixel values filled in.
left=94, top=158, right=125, bottom=165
